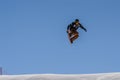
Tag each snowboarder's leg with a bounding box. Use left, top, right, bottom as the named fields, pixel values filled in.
left=70, top=31, right=79, bottom=43
left=70, top=38, right=73, bottom=44
left=67, top=31, right=73, bottom=44
left=71, top=34, right=79, bottom=41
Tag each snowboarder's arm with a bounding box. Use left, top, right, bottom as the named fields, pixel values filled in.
left=67, top=25, right=70, bottom=33
left=79, top=24, right=87, bottom=32
left=67, top=25, right=70, bottom=30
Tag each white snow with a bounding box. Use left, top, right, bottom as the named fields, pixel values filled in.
left=0, top=73, right=120, bottom=80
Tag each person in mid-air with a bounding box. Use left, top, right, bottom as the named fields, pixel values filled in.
left=67, top=19, right=87, bottom=43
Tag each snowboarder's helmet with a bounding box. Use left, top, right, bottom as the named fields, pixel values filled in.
left=75, top=19, right=79, bottom=22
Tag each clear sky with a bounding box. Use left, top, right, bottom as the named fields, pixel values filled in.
left=0, top=0, right=120, bottom=75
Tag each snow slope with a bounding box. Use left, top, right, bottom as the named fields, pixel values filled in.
left=0, top=73, right=120, bottom=80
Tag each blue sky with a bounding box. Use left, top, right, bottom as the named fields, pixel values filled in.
left=0, top=0, right=120, bottom=75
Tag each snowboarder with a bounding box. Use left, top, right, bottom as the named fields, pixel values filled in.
left=67, top=19, right=87, bottom=44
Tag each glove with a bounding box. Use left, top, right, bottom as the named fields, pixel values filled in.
left=67, top=30, right=71, bottom=33
left=66, top=30, right=68, bottom=33
left=84, top=29, right=87, bottom=32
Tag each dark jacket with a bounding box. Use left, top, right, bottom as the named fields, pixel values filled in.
left=67, top=22, right=87, bottom=32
